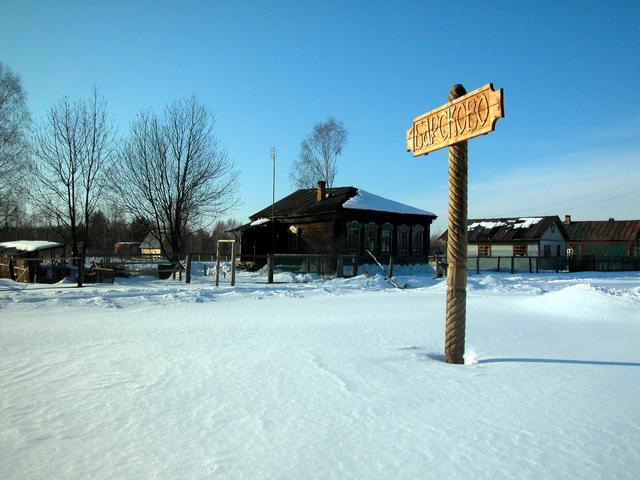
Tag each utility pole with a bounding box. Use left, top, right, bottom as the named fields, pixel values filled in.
left=271, top=147, right=276, bottom=254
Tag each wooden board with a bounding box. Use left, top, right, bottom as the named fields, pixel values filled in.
left=406, top=83, right=504, bottom=156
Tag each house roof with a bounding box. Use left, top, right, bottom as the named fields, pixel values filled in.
left=564, top=219, right=640, bottom=242
left=249, top=186, right=436, bottom=220
left=441, top=216, right=566, bottom=242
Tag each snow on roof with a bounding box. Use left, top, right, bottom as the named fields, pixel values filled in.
left=342, top=190, right=435, bottom=216
left=468, top=218, right=543, bottom=231
left=0, top=240, right=64, bottom=252
left=250, top=218, right=271, bottom=226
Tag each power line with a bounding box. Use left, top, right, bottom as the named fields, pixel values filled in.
left=560, top=188, right=640, bottom=211
left=503, top=176, right=640, bottom=216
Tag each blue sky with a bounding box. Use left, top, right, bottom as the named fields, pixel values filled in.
left=2, top=0, right=639, bottom=233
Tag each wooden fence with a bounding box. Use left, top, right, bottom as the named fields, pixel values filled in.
left=0, top=256, right=115, bottom=285
left=435, top=255, right=640, bottom=274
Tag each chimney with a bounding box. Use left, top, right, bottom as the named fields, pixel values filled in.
left=316, top=180, right=326, bottom=202
left=564, top=215, right=571, bottom=224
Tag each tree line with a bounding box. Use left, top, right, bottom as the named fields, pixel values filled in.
left=0, top=63, right=241, bottom=260
left=1, top=62, right=349, bottom=261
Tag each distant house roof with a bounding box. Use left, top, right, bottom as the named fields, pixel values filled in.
left=441, top=216, right=566, bottom=242
left=564, top=219, right=640, bottom=242
left=0, top=240, right=64, bottom=254
left=249, top=186, right=436, bottom=220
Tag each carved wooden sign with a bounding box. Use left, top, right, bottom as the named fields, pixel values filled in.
left=406, top=83, right=504, bottom=156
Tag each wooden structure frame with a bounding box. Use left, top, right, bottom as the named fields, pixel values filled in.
left=215, top=239, right=236, bottom=287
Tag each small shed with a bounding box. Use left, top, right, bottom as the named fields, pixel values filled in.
left=0, top=240, right=65, bottom=283
left=114, top=242, right=142, bottom=256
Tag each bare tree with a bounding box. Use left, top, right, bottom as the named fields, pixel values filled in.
left=0, top=62, right=30, bottom=205
left=31, top=88, right=117, bottom=258
left=290, top=117, right=347, bottom=189
left=112, top=97, right=239, bottom=261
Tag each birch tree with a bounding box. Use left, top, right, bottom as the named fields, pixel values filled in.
left=289, top=117, right=347, bottom=188
left=0, top=63, right=30, bottom=221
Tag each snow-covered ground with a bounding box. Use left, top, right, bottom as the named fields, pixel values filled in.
left=1, top=267, right=639, bottom=479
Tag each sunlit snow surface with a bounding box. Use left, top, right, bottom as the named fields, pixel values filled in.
left=0, top=240, right=63, bottom=252
left=1, top=266, right=639, bottom=479
left=467, top=217, right=543, bottom=230
left=342, top=189, right=436, bottom=216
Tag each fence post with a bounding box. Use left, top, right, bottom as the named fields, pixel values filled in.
left=352, top=257, right=358, bottom=277
left=267, top=254, right=274, bottom=283
left=8, top=257, right=15, bottom=281
left=336, top=255, right=343, bottom=278
left=510, top=256, right=515, bottom=274
left=536, top=257, right=539, bottom=274
left=476, top=256, right=480, bottom=274
left=436, top=255, right=444, bottom=278
left=185, top=254, right=192, bottom=284
left=388, top=256, right=394, bottom=279
left=305, top=256, right=311, bottom=274
left=230, top=242, right=236, bottom=287
left=77, top=257, right=84, bottom=288
left=215, top=243, right=221, bottom=287
left=497, top=257, right=501, bottom=272
left=529, top=256, right=532, bottom=273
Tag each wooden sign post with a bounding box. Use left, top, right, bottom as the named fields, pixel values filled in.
left=407, top=83, right=504, bottom=364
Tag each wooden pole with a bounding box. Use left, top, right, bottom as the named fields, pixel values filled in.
left=444, top=84, right=468, bottom=365
left=231, top=242, right=236, bottom=287
left=215, top=243, right=221, bottom=287
left=8, top=257, right=15, bottom=281
left=185, top=254, right=192, bottom=284
left=267, top=254, right=274, bottom=283
left=388, top=256, right=394, bottom=279
left=352, top=257, right=358, bottom=277
left=77, top=256, right=85, bottom=288
left=510, top=256, right=515, bottom=274
left=336, top=255, right=343, bottom=278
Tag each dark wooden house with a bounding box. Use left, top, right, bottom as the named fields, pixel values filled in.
left=563, top=215, right=640, bottom=256
left=234, top=181, right=437, bottom=265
